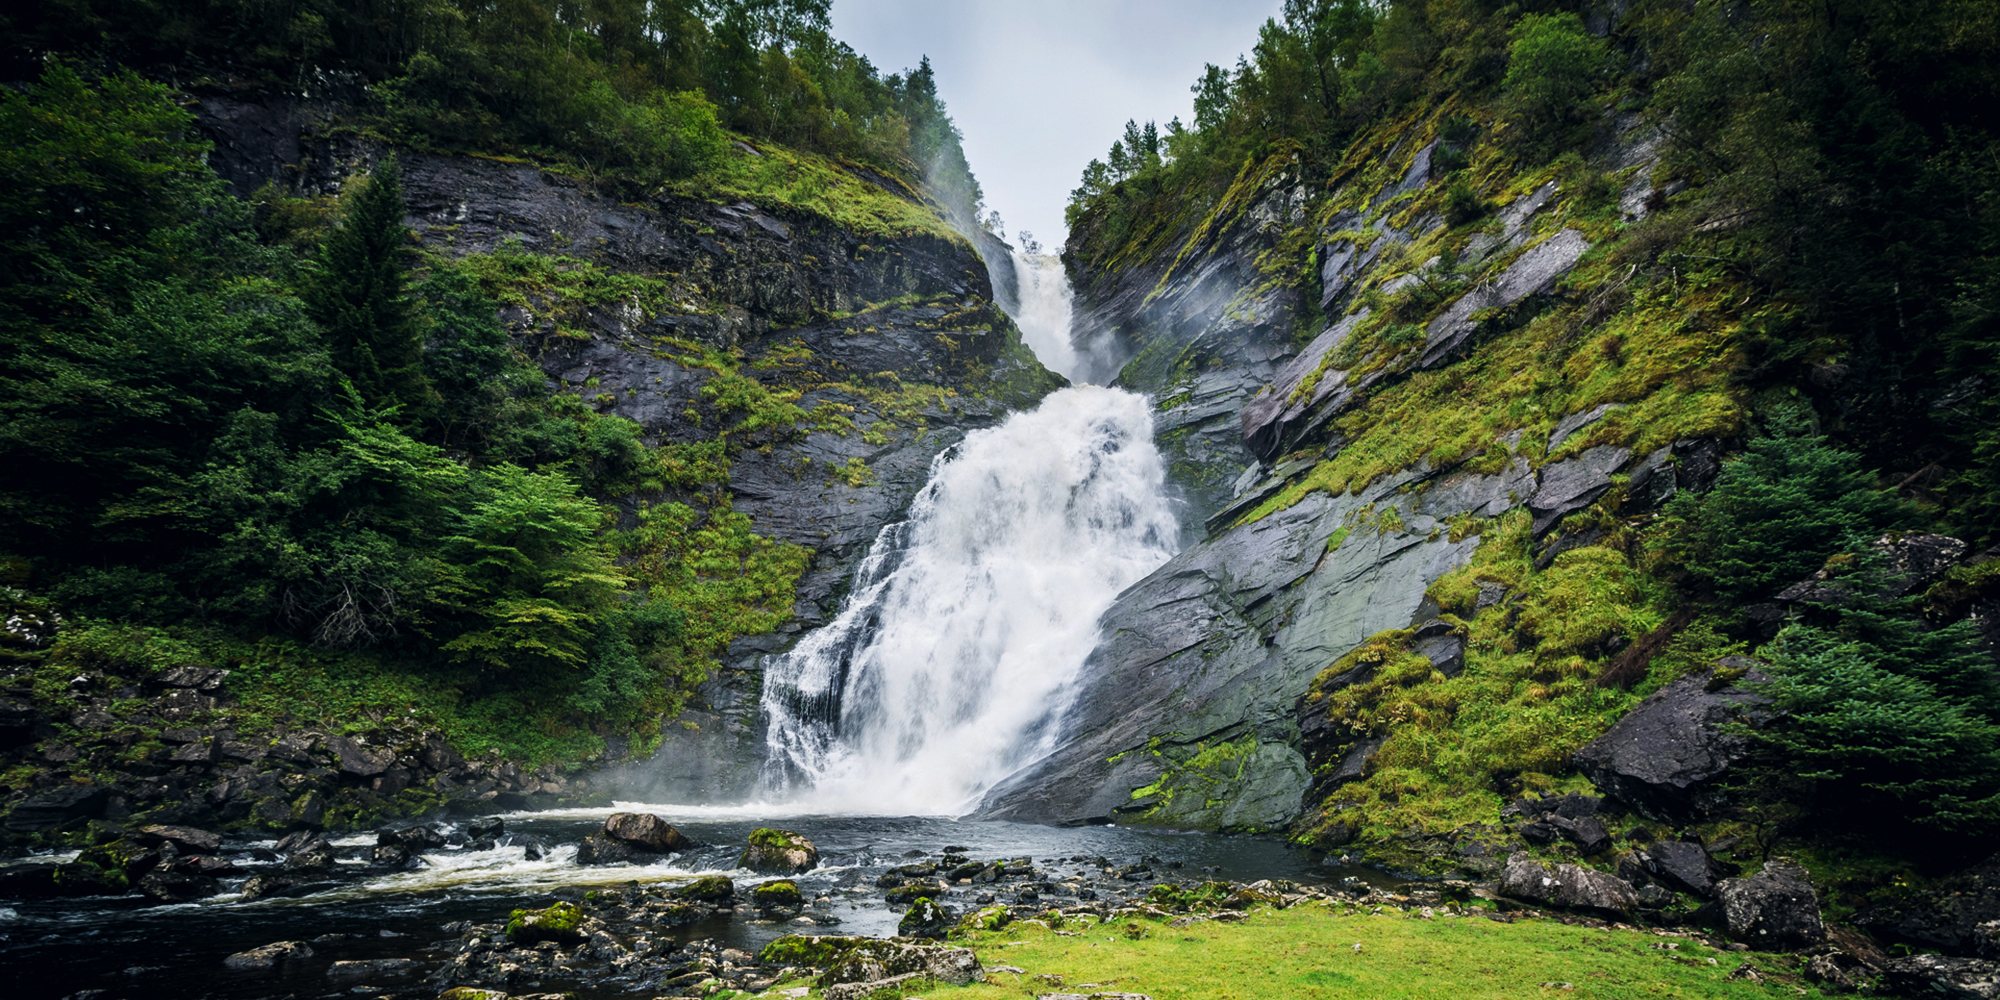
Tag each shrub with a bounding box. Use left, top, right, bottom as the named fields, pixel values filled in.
left=1654, top=428, right=1909, bottom=605
left=1501, top=13, right=1609, bottom=145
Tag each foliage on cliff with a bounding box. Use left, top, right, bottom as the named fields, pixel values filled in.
left=4, top=0, right=992, bottom=234
left=1066, top=0, right=2000, bottom=861
left=0, top=66, right=810, bottom=761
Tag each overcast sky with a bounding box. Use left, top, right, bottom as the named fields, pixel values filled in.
left=830, top=0, right=1284, bottom=250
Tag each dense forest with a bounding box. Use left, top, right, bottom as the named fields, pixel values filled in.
left=1066, top=0, right=2000, bottom=855
left=0, top=0, right=992, bottom=763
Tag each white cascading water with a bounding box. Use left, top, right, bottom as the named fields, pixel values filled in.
left=757, top=257, right=1178, bottom=815
left=1010, top=252, right=1081, bottom=381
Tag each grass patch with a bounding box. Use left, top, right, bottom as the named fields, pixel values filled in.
left=666, top=138, right=964, bottom=244
left=950, top=905, right=1826, bottom=1000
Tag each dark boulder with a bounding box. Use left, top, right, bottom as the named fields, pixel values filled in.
left=602, top=812, right=692, bottom=853
left=752, top=879, right=803, bottom=911
left=1638, top=840, right=1730, bottom=898
left=0, top=861, right=127, bottom=897
left=1572, top=663, right=1770, bottom=823
left=674, top=875, right=735, bottom=902
left=0, top=696, right=53, bottom=750
left=138, top=869, right=222, bottom=904
left=283, top=836, right=335, bottom=869
left=133, top=824, right=222, bottom=853
left=466, top=816, right=505, bottom=840
left=1498, top=853, right=1637, bottom=916
left=576, top=833, right=650, bottom=866
left=1858, top=854, right=2000, bottom=955
left=1717, top=859, right=1826, bottom=951
left=224, top=940, right=315, bottom=972
left=739, top=828, right=818, bottom=873
left=898, top=897, right=950, bottom=939
left=1884, top=954, right=2000, bottom=999
left=239, top=872, right=337, bottom=901
left=5, top=785, right=110, bottom=832
left=372, top=843, right=415, bottom=869
left=1411, top=618, right=1467, bottom=677
left=325, top=735, right=392, bottom=778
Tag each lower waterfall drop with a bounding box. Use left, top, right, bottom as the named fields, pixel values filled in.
left=758, top=386, right=1179, bottom=815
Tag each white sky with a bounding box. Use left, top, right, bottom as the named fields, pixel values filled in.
left=830, top=0, right=1284, bottom=249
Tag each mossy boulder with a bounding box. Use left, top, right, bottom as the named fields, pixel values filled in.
left=78, top=838, right=162, bottom=881
left=751, top=879, right=802, bottom=910
left=757, top=933, right=867, bottom=967
left=884, top=883, right=939, bottom=905
left=816, top=939, right=984, bottom=987
left=673, top=874, right=735, bottom=902
left=738, top=827, right=817, bottom=873
left=899, top=896, right=949, bottom=939
left=505, top=901, right=586, bottom=945
left=956, top=906, right=1012, bottom=933
left=438, top=990, right=509, bottom=1000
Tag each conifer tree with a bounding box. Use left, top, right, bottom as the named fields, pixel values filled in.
left=305, top=157, right=428, bottom=417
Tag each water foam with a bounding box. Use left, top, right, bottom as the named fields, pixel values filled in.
left=1011, top=252, right=1079, bottom=380
left=758, top=386, right=1178, bottom=815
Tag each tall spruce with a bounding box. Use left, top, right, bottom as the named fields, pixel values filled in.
left=306, top=157, right=428, bottom=417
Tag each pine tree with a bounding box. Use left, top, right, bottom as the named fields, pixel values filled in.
left=305, top=157, right=428, bottom=417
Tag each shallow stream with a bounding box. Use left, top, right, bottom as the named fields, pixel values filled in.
left=1, top=805, right=1395, bottom=1000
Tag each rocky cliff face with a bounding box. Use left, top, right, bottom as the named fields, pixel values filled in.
left=979, top=115, right=1708, bottom=834
left=194, top=89, right=1060, bottom=804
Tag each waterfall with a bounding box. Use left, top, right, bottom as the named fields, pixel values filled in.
left=756, top=259, right=1178, bottom=815
left=1010, top=252, right=1081, bottom=381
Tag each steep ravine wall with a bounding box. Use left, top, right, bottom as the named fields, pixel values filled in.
left=978, top=111, right=1716, bottom=835
left=193, top=89, right=1061, bottom=804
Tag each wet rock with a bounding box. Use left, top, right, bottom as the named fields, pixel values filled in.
left=327, top=957, right=418, bottom=979
left=738, top=828, right=817, bottom=873
left=132, top=824, right=222, bottom=853
left=1499, top=852, right=1638, bottom=916
left=899, top=897, right=950, bottom=939
left=752, top=879, right=802, bottom=910
left=884, top=883, right=943, bottom=905
left=576, top=833, right=651, bottom=866
left=5, top=785, right=110, bottom=832
left=137, top=869, right=222, bottom=904
left=522, top=840, right=547, bottom=861
left=1884, top=954, right=2000, bottom=999
left=818, top=939, right=984, bottom=988
left=223, top=940, right=314, bottom=971
left=284, top=835, right=335, bottom=869
left=602, top=812, right=691, bottom=853
left=239, top=871, right=338, bottom=901
left=466, top=816, right=505, bottom=840
left=1858, top=854, right=2000, bottom=955
left=372, top=842, right=415, bottom=869
left=0, top=695, right=53, bottom=750
left=1422, top=229, right=1592, bottom=369
left=505, top=902, right=585, bottom=946
left=1572, top=663, right=1770, bottom=823
left=1717, top=859, right=1826, bottom=951
left=675, top=875, right=735, bottom=902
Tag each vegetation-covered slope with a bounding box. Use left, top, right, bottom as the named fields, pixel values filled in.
left=0, top=3, right=1052, bottom=835
left=1056, top=0, right=2000, bottom=920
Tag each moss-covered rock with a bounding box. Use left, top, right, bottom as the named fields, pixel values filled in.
left=505, top=901, right=586, bottom=945
left=737, top=827, right=817, bottom=873
left=898, top=896, right=949, bottom=939
left=756, top=933, right=867, bottom=967
left=673, top=874, right=735, bottom=901
left=956, top=905, right=1012, bottom=933
left=883, top=883, right=939, bottom=905
left=751, top=879, right=802, bottom=909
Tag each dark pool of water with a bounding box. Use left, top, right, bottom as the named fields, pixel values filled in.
left=1, top=808, right=1398, bottom=1000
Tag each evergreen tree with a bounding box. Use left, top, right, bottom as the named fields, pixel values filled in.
left=305, top=157, right=429, bottom=417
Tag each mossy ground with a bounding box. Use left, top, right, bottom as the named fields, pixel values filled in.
left=933, top=905, right=1824, bottom=1000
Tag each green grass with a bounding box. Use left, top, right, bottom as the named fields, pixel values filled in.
left=668, top=137, right=966, bottom=244
left=940, top=905, right=1826, bottom=1000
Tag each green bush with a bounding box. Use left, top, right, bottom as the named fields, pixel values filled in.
left=1655, top=428, right=1909, bottom=605
left=1500, top=13, right=1609, bottom=145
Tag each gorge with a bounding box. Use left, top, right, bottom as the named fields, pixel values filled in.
left=6, top=1, right=2000, bottom=999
